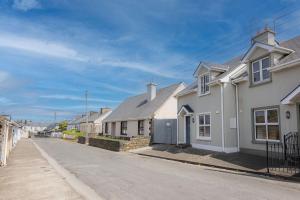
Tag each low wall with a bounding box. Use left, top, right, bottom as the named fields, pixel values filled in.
left=87, top=136, right=150, bottom=152
left=77, top=136, right=86, bottom=144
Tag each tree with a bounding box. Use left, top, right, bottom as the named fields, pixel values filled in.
left=59, top=121, right=68, bottom=132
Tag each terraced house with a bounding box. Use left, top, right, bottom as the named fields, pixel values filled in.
left=177, top=28, right=300, bottom=155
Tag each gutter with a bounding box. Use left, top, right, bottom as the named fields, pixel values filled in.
left=270, top=58, right=300, bottom=72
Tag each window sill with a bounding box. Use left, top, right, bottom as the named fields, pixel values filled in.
left=250, top=79, right=272, bottom=88
left=197, top=137, right=211, bottom=141
left=198, top=92, right=211, bottom=97
left=252, top=139, right=280, bottom=144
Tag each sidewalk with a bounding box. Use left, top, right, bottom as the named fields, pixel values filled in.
left=0, top=139, right=83, bottom=200
left=134, top=144, right=269, bottom=175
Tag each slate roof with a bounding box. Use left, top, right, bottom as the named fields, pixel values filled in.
left=179, top=35, right=300, bottom=97
left=277, top=35, right=300, bottom=65
left=104, top=83, right=185, bottom=122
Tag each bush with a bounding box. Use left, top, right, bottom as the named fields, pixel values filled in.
left=63, top=129, right=85, bottom=138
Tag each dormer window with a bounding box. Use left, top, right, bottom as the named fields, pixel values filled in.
left=252, top=57, right=270, bottom=84
left=199, top=73, right=210, bottom=95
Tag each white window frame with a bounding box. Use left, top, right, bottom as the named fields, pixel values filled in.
left=198, top=73, right=210, bottom=96
left=251, top=56, right=270, bottom=84
left=196, top=112, right=211, bottom=140
left=254, top=108, right=280, bottom=142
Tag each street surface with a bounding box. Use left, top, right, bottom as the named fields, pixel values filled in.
left=34, top=138, right=300, bottom=200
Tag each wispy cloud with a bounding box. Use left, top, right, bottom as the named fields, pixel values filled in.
left=98, top=83, right=139, bottom=95
left=0, top=33, right=87, bottom=61
left=12, top=0, right=41, bottom=11
left=39, top=94, right=120, bottom=103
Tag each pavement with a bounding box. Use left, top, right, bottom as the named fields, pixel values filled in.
left=134, top=144, right=268, bottom=173
left=33, top=138, right=300, bottom=200
left=0, top=138, right=83, bottom=200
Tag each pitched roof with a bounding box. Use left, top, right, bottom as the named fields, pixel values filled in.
left=179, top=34, right=300, bottom=97
left=277, top=35, right=300, bottom=65
left=104, top=83, right=185, bottom=122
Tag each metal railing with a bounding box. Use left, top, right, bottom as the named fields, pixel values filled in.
left=266, top=132, right=300, bottom=175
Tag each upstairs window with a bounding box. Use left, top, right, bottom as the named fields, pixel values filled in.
left=199, top=73, right=210, bottom=95
left=120, top=121, right=127, bottom=135
left=138, top=120, right=144, bottom=135
left=252, top=57, right=270, bottom=84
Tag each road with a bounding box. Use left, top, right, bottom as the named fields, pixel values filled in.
left=33, top=138, right=300, bottom=200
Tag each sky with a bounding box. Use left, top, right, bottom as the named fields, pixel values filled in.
left=1, top=0, right=300, bottom=122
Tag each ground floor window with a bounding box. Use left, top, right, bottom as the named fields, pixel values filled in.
left=197, top=113, right=211, bottom=139
left=138, top=120, right=144, bottom=135
left=254, top=107, right=280, bottom=141
left=104, top=122, right=108, bottom=134
left=120, top=121, right=127, bottom=135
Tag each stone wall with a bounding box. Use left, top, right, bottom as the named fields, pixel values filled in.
left=84, top=136, right=150, bottom=152
left=77, top=136, right=86, bottom=144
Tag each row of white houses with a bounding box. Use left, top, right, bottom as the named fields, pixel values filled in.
left=70, top=28, right=300, bottom=156
left=0, top=116, right=26, bottom=166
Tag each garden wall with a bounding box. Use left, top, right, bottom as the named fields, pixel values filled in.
left=84, top=136, right=150, bottom=152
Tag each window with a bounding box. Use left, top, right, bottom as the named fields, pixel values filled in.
left=104, top=122, right=108, bottom=134
left=120, top=121, right=127, bottom=135
left=197, top=113, right=211, bottom=139
left=252, top=57, right=270, bottom=84
left=254, top=108, right=280, bottom=141
left=138, top=120, right=144, bottom=135
left=199, top=73, right=210, bottom=95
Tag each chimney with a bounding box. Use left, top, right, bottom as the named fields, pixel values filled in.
left=100, top=108, right=111, bottom=114
left=251, top=27, right=276, bottom=45
left=147, top=83, right=157, bottom=101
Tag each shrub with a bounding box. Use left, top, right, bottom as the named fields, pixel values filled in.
left=63, top=129, right=85, bottom=138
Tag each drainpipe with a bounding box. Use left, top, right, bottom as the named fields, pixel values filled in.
left=232, top=82, right=240, bottom=152
left=219, top=82, right=225, bottom=152
left=176, top=115, right=179, bottom=145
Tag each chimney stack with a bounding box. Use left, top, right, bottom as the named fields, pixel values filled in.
left=147, top=83, right=157, bottom=101
left=100, top=108, right=111, bottom=114
left=251, top=27, right=276, bottom=45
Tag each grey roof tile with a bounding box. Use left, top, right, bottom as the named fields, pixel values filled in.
left=104, top=83, right=185, bottom=121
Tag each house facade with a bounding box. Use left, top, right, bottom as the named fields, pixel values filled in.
left=103, top=83, right=186, bottom=144
left=177, top=28, right=300, bottom=155
left=79, top=108, right=112, bottom=136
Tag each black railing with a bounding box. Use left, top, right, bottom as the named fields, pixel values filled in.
left=266, top=132, right=300, bottom=175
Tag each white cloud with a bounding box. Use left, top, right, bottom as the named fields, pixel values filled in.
left=39, top=94, right=120, bottom=103
left=12, top=0, right=41, bottom=11
left=0, top=33, right=87, bottom=62
left=0, top=71, right=9, bottom=83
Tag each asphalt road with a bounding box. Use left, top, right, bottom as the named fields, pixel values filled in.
left=33, top=138, right=300, bottom=200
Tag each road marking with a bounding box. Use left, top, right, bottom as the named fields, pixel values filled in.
left=32, top=139, right=104, bottom=200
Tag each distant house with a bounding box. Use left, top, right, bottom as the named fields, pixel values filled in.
left=177, top=28, right=300, bottom=155
left=67, top=115, right=85, bottom=131
left=103, top=82, right=186, bottom=144
left=79, top=108, right=112, bottom=137
left=0, top=116, right=23, bottom=166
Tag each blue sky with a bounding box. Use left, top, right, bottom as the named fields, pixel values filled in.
left=1, top=0, right=300, bottom=122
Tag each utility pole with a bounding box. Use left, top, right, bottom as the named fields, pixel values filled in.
left=85, top=90, right=89, bottom=144
left=54, top=111, right=56, bottom=123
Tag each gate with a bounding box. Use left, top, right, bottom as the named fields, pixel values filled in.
left=266, top=132, right=300, bottom=175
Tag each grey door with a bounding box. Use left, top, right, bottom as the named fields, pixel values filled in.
left=152, top=119, right=177, bottom=144
left=185, top=116, right=191, bottom=145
